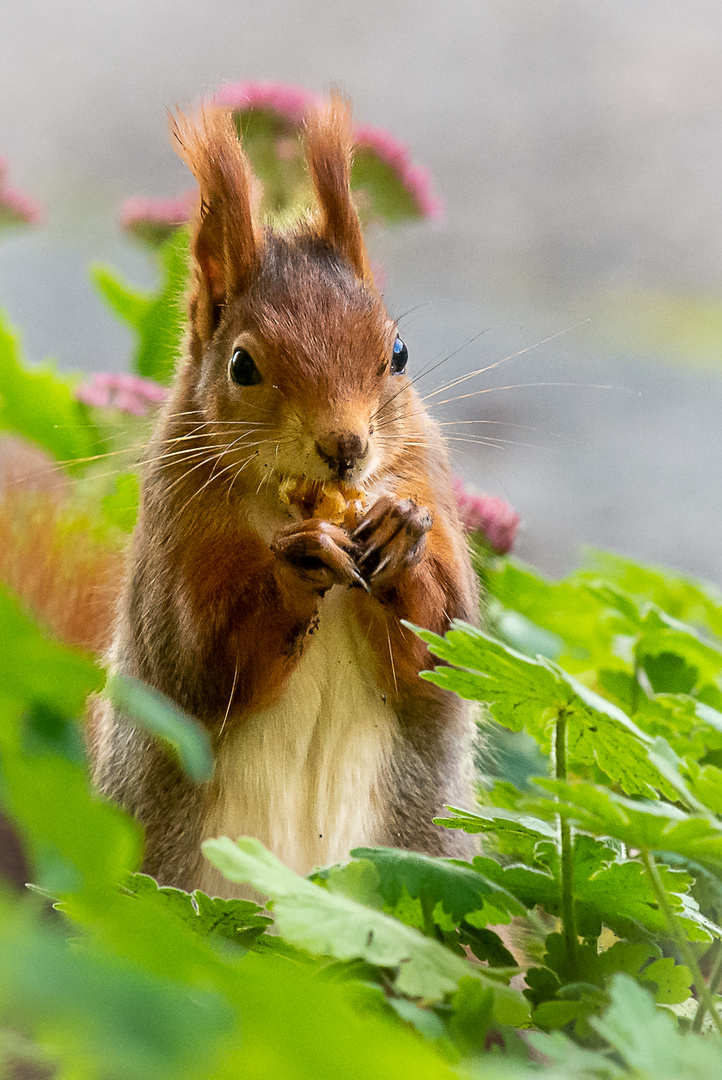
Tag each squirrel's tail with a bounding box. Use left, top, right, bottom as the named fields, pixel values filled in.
left=0, top=436, right=124, bottom=654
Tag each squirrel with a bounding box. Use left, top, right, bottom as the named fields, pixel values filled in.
left=88, top=96, right=479, bottom=897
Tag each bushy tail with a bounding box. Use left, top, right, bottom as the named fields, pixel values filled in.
left=0, top=437, right=124, bottom=654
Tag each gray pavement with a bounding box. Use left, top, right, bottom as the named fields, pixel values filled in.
left=1, top=0, right=721, bottom=581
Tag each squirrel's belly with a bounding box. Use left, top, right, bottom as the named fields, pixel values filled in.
left=197, top=588, right=399, bottom=897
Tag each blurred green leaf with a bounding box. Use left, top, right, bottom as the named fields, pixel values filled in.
left=204, top=835, right=529, bottom=1022
left=591, top=973, right=722, bottom=1079
left=92, top=229, right=188, bottom=385
left=0, top=307, right=102, bottom=463
left=105, top=674, right=213, bottom=783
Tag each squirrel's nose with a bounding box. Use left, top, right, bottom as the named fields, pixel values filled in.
left=315, top=432, right=368, bottom=480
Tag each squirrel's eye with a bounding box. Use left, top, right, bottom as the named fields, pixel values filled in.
left=229, top=347, right=262, bottom=386
left=391, top=336, right=408, bottom=375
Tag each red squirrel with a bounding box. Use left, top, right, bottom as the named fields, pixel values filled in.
left=89, top=97, right=479, bottom=896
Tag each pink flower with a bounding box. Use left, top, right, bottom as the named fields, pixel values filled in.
left=119, top=193, right=194, bottom=245
left=214, top=81, right=321, bottom=124
left=0, top=157, right=43, bottom=229
left=451, top=477, right=519, bottom=555
left=76, top=373, right=168, bottom=416
left=353, top=125, right=444, bottom=220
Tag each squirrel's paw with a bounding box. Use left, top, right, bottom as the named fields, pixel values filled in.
left=353, top=495, right=432, bottom=587
left=271, top=518, right=368, bottom=593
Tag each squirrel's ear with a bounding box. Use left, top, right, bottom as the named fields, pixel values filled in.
left=170, top=108, right=259, bottom=342
left=305, top=96, right=372, bottom=282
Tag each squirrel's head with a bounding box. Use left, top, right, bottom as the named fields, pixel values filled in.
left=170, top=97, right=415, bottom=499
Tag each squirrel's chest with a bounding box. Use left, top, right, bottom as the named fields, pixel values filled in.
left=197, top=588, right=399, bottom=894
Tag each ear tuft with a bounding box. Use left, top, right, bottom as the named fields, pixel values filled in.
left=305, top=95, right=372, bottom=282
left=170, top=107, right=259, bottom=344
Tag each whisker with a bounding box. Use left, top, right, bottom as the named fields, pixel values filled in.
left=421, top=321, right=590, bottom=404
left=433, top=379, right=629, bottom=408
left=371, top=326, right=494, bottom=425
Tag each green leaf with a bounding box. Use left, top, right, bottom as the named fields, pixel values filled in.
left=203, top=835, right=529, bottom=1019
left=351, top=147, right=424, bottom=223
left=641, top=957, right=693, bottom=1005
left=447, top=977, right=495, bottom=1055
left=533, top=778, right=722, bottom=889
left=0, top=896, right=235, bottom=1080
left=470, top=829, right=711, bottom=944
left=0, top=585, right=101, bottom=718
left=101, top=469, right=140, bottom=532
left=105, top=673, right=213, bottom=783
left=487, top=560, right=611, bottom=663
left=434, top=804, right=556, bottom=841
left=410, top=620, right=669, bottom=797
left=592, top=973, right=722, bottom=1079
left=123, top=873, right=272, bottom=947
left=92, top=229, right=188, bottom=385
left=350, top=846, right=527, bottom=926
left=0, top=307, right=102, bottom=463
left=579, top=548, right=722, bottom=640
left=0, top=587, right=141, bottom=901
left=633, top=694, right=722, bottom=764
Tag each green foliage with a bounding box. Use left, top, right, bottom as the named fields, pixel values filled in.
left=92, top=229, right=189, bottom=385
left=411, top=620, right=669, bottom=797
left=105, top=673, right=213, bottom=783
left=5, top=201, right=722, bottom=1070
left=0, top=307, right=103, bottom=463
left=4, top=524, right=722, bottom=1075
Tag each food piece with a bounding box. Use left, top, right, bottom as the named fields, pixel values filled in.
left=279, top=477, right=367, bottom=528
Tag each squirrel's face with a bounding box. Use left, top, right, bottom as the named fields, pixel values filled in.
left=171, top=99, right=422, bottom=504
left=194, top=234, right=414, bottom=494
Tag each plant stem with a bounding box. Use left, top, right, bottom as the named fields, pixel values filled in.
left=641, top=850, right=722, bottom=1038
left=555, top=709, right=578, bottom=974
left=693, top=940, right=722, bottom=1034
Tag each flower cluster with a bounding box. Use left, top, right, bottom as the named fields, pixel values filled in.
left=0, top=158, right=43, bottom=230
left=75, top=373, right=167, bottom=417
left=451, top=476, right=519, bottom=555
left=214, top=80, right=319, bottom=125
left=354, top=124, right=444, bottom=220
left=119, top=193, right=194, bottom=246
left=118, top=80, right=442, bottom=243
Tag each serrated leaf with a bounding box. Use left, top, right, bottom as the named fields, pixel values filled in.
left=203, top=835, right=529, bottom=1017
left=123, top=872, right=271, bottom=946
left=409, top=620, right=668, bottom=797
left=105, top=673, right=213, bottom=783
left=533, top=778, right=722, bottom=890
left=471, top=829, right=711, bottom=943
left=350, top=846, right=526, bottom=926
left=435, top=804, right=556, bottom=840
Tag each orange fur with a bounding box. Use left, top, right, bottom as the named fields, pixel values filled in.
left=0, top=438, right=122, bottom=653
left=305, top=94, right=372, bottom=281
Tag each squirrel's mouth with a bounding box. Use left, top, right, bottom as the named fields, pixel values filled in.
left=278, top=476, right=367, bottom=528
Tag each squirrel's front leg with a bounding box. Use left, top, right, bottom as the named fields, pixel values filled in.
left=353, top=495, right=433, bottom=587
left=351, top=492, right=474, bottom=691
left=272, top=518, right=367, bottom=593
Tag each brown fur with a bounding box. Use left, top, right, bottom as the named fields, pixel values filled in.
left=90, top=97, right=480, bottom=888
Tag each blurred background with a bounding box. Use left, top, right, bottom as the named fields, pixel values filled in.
left=1, top=0, right=721, bottom=580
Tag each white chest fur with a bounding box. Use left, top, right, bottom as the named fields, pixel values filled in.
left=197, top=587, right=399, bottom=896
